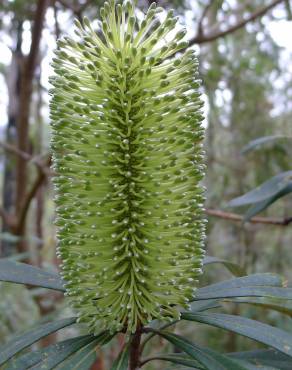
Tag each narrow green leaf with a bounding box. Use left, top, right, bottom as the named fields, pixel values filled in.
left=56, top=331, right=113, bottom=370
left=210, top=273, right=285, bottom=289
left=142, top=353, right=278, bottom=370
left=0, top=232, right=20, bottom=243
left=30, top=336, right=96, bottom=370
left=228, top=360, right=277, bottom=370
left=110, top=344, right=130, bottom=370
left=181, top=312, right=292, bottom=357
left=5, top=335, right=95, bottom=370
left=0, top=317, right=76, bottom=366
left=56, top=340, right=99, bottom=370
left=141, top=353, right=203, bottom=369
left=4, top=252, right=32, bottom=262
left=4, top=349, right=43, bottom=369
left=241, top=135, right=292, bottom=155
left=229, top=349, right=292, bottom=370
left=203, top=256, right=246, bottom=276
left=243, top=185, right=292, bottom=221
left=225, top=296, right=292, bottom=316
left=0, top=260, right=65, bottom=291
left=198, top=274, right=285, bottom=293
left=190, top=299, right=221, bottom=312
left=228, top=171, right=292, bottom=207
left=194, top=286, right=292, bottom=301
left=149, top=329, right=248, bottom=370
left=192, top=273, right=288, bottom=302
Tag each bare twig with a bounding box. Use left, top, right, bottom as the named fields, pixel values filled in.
left=57, top=0, right=93, bottom=23
left=0, top=141, right=51, bottom=175
left=57, top=0, right=93, bottom=17
left=0, top=208, right=15, bottom=228
left=197, top=1, right=213, bottom=38
left=53, top=1, right=61, bottom=40
left=206, top=208, right=292, bottom=226
left=79, top=0, right=93, bottom=13
left=0, top=141, right=32, bottom=161
left=16, top=156, right=51, bottom=235
left=189, top=0, right=284, bottom=46
left=0, top=141, right=51, bottom=227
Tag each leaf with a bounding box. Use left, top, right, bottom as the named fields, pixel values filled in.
left=5, top=252, right=32, bottom=262
left=228, top=171, right=292, bottom=207
left=192, top=273, right=286, bottom=303
left=110, top=344, right=130, bottom=370
left=0, top=232, right=20, bottom=243
left=229, top=349, right=292, bottom=370
left=195, top=285, right=292, bottom=301
left=4, top=348, right=42, bottom=369
left=55, top=340, right=99, bottom=370
left=181, top=312, right=292, bottom=357
left=142, top=353, right=278, bottom=370
left=150, top=330, right=248, bottom=370
left=243, top=185, right=292, bottom=221
left=5, top=335, right=95, bottom=370
left=0, top=260, right=65, bottom=291
left=192, top=274, right=292, bottom=303
left=145, top=300, right=220, bottom=346
left=224, top=296, right=292, bottom=316
left=241, top=135, right=291, bottom=154
left=56, top=331, right=113, bottom=370
left=0, top=317, right=76, bottom=366
left=30, top=336, right=96, bottom=370
left=142, top=353, right=204, bottom=369
left=199, top=273, right=285, bottom=291
left=31, top=332, right=109, bottom=370
left=190, top=299, right=221, bottom=313
left=203, top=256, right=246, bottom=276
left=227, top=361, right=277, bottom=370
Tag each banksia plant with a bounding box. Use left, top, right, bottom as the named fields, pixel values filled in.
left=49, top=0, right=206, bottom=336
left=2, top=2, right=292, bottom=370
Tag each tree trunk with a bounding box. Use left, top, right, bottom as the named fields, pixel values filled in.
left=15, top=0, right=48, bottom=253
left=1, top=21, right=23, bottom=257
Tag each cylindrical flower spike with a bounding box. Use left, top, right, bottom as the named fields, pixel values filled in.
left=50, top=0, right=206, bottom=335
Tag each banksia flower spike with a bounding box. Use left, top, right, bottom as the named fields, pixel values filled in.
left=50, top=0, right=206, bottom=335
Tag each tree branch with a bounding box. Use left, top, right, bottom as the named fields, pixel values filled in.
left=57, top=0, right=93, bottom=19
left=206, top=208, right=292, bottom=226
left=197, top=1, right=213, bottom=38
left=15, top=156, right=51, bottom=235
left=0, top=207, right=15, bottom=228
left=53, top=0, right=61, bottom=40
left=189, top=0, right=285, bottom=45
left=0, top=141, right=32, bottom=161
left=16, top=0, right=49, bottom=216
left=0, top=141, right=51, bottom=175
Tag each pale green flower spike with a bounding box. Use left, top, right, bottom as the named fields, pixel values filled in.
left=50, top=0, right=206, bottom=335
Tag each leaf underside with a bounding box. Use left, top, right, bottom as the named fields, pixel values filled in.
left=0, top=260, right=64, bottom=291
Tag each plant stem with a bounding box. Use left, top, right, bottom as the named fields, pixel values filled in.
left=129, top=324, right=142, bottom=370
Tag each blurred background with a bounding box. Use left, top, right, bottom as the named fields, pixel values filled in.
left=0, top=0, right=291, bottom=369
